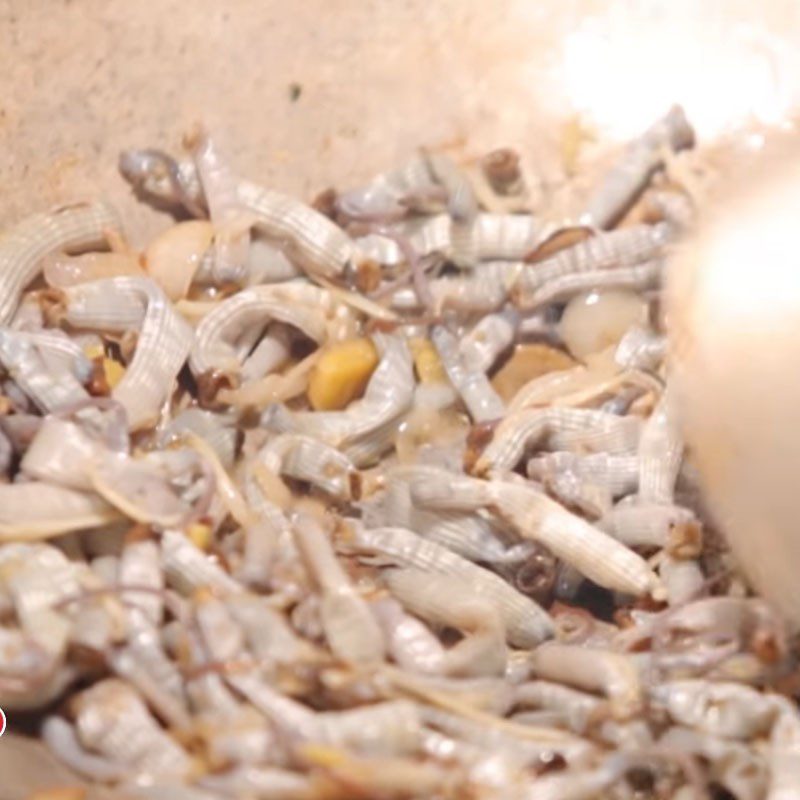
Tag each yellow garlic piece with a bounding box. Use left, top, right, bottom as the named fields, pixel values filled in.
left=186, top=522, right=212, bottom=551
left=102, top=358, right=126, bottom=389
left=408, top=337, right=447, bottom=384
left=308, top=338, right=379, bottom=411
left=83, top=342, right=105, bottom=360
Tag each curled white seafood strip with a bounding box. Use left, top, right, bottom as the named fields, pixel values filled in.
left=118, top=538, right=164, bottom=626
left=161, top=529, right=244, bottom=596
left=180, top=631, right=243, bottom=719
left=89, top=449, right=213, bottom=528
left=373, top=596, right=447, bottom=674
left=363, top=468, right=530, bottom=564
left=342, top=414, right=415, bottom=468
left=111, top=620, right=191, bottom=731
left=0, top=627, right=63, bottom=706
left=338, top=154, right=439, bottom=222
left=198, top=714, right=275, bottom=771
left=530, top=643, right=642, bottom=720
left=0, top=328, right=90, bottom=412
left=384, top=567, right=507, bottom=677
left=432, top=325, right=505, bottom=422
left=658, top=555, right=705, bottom=607
left=0, top=546, right=88, bottom=704
left=239, top=324, right=291, bottom=382
left=10, top=292, right=45, bottom=331
left=42, top=716, right=129, bottom=782
left=72, top=679, right=193, bottom=778
left=189, top=284, right=328, bottom=378
left=655, top=596, right=783, bottom=651
left=21, top=416, right=104, bottom=489
left=652, top=680, right=784, bottom=740
left=513, top=681, right=603, bottom=735
left=192, top=132, right=251, bottom=285
left=453, top=213, right=540, bottom=262
left=404, top=466, right=493, bottom=513
left=258, top=433, right=359, bottom=500
left=62, top=277, right=194, bottom=429
left=293, top=513, right=385, bottom=664
left=418, top=704, right=590, bottom=762
left=598, top=502, right=696, bottom=548
left=615, top=324, right=666, bottom=371
left=230, top=668, right=422, bottom=756
left=459, top=308, right=519, bottom=374
left=272, top=333, right=414, bottom=448
left=424, top=151, right=479, bottom=222
left=515, top=222, right=670, bottom=295
left=193, top=134, right=239, bottom=225
left=381, top=671, right=514, bottom=717
left=660, top=726, right=768, bottom=800
left=225, top=594, right=318, bottom=664
left=26, top=418, right=212, bottom=527
left=213, top=347, right=318, bottom=410
left=582, top=104, right=695, bottom=229
left=377, top=212, right=540, bottom=266
left=182, top=431, right=255, bottom=528
left=414, top=476, right=661, bottom=597
left=194, top=590, right=247, bottom=666
left=343, top=523, right=554, bottom=647
left=0, top=665, right=78, bottom=713
left=159, top=407, right=238, bottom=469
left=531, top=469, right=613, bottom=518
left=527, top=452, right=640, bottom=498
left=474, top=406, right=642, bottom=476
left=237, top=179, right=364, bottom=280
left=314, top=700, right=423, bottom=756
left=488, top=481, right=662, bottom=597
left=0, top=201, right=120, bottom=324
left=637, top=389, right=684, bottom=504
left=513, top=260, right=664, bottom=310
left=42, top=250, right=143, bottom=289
left=118, top=148, right=206, bottom=217
left=234, top=518, right=280, bottom=590
left=225, top=672, right=318, bottom=739
left=391, top=261, right=522, bottom=313
left=244, top=234, right=302, bottom=284
left=507, top=349, right=620, bottom=413
left=0, top=543, right=82, bottom=622
left=68, top=596, right=119, bottom=655
left=61, top=279, right=145, bottom=330
left=0, top=481, right=120, bottom=541
left=13, top=329, right=93, bottom=382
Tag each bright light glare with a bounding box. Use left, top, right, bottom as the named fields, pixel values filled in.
left=561, top=0, right=799, bottom=139
left=698, top=168, right=800, bottom=321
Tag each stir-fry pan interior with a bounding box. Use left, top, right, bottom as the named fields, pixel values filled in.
left=0, top=104, right=795, bottom=800
left=4, top=3, right=800, bottom=799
